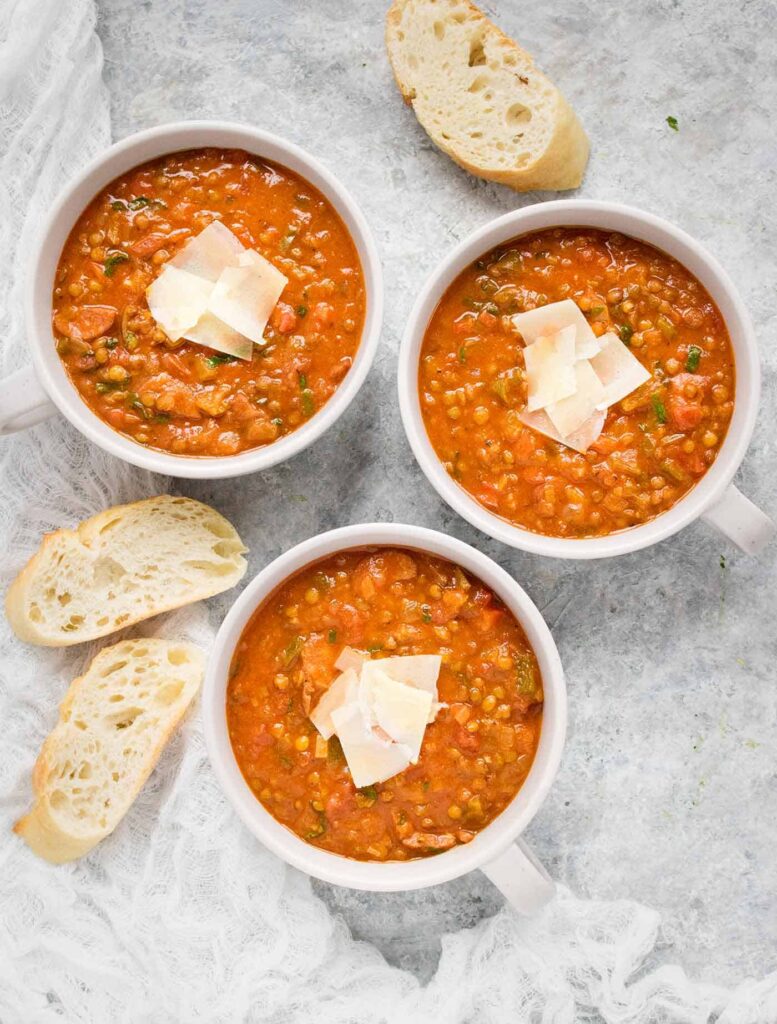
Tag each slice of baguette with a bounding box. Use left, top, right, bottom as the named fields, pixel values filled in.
left=386, top=0, right=589, bottom=191
left=6, top=495, right=247, bottom=647
left=14, top=638, right=204, bottom=863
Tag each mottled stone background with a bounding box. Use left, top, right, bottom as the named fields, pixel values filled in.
left=96, top=0, right=776, bottom=985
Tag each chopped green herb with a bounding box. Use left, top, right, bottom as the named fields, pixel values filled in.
left=296, top=305, right=308, bottom=318
left=95, top=381, right=121, bottom=394
left=271, top=417, right=283, bottom=426
left=153, top=413, right=171, bottom=424
left=651, top=394, right=668, bottom=424
left=128, top=395, right=152, bottom=420
left=279, top=754, right=294, bottom=770
left=312, top=571, right=332, bottom=591
left=207, top=353, right=238, bottom=367
left=719, top=554, right=727, bottom=570
left=421, top=604, right=432, bottom=624
left=283, top=635, right=304, bottom=668
left=327, top=628, right=337, bottom=644
left=422, top=781, right=430, bottom=793
left=515, top=653, right=537, bottom=696
left=619, top=323, right=634, bottom=347
left=103, top=250, right=130, bottom=277
left=127, top=196, right=167, bottom=211
left=298, top=372, right=314, bottom=416
left=104, top=337, right=119, bottom=350
left=458, top=345, right=467, bottom=364
left=110, top=200, right=127, bottom=211
left=686, top=345, right=702, bottom=372
left=367, top=644, right=383, bottom=654
left=590, top=305, right=605, bottom=316
left=666, top=115, right=679, bottom=131
left=358, top=785, right=378, bottom=804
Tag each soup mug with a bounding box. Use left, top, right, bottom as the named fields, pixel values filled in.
left=398, top=200, right=774, bottom=558
left=0, top=120, right=383, bottom=479
left=203, top=523, right=566, bottom=915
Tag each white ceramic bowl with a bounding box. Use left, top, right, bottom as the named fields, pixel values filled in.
left=203, top=523, right=566, bottom=914
left=398, top=200, right=774, bottom=558
left=0, top=120, right=383, bottom=479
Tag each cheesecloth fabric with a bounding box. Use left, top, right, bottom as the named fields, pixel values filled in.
left=1, top=1, right=776, bottom=1021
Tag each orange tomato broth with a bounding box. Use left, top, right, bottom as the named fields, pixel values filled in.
left=419, top=227, right=735, bottom=538
left=52, top=148, right=365, bottom=456
left=227, top=548, right=543, bottom=861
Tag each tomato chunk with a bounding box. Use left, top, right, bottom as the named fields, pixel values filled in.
left=54, top=305, right=117, bottom=341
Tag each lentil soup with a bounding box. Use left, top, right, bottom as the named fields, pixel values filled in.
left=227, top=547, right=543, bottom=861
left=52, top=148, right=366, bottom=456
left=419, top=228, right=736, bottom=538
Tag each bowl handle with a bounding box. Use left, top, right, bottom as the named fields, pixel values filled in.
left=701, top=484, right=775, bottom=555
left=0, top=365, right=57, bottom=434
left=481, top=837, right=555, bottom=915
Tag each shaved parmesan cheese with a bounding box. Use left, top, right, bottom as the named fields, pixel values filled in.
left=361, top=654, right=443, bottom=724
left=335, top=647, right=367, bottom=674
left=309, top=668, right=359, bottom=740
left=513, top=299, right=600, bottom=360
left=147, top=222, right=288, bottom=359
left=519, top=407, right=606, bottom=454
left=523, top=325, right=577, bottom=411
left=145, top=266, right=214, bottom=342
left=208, top=257, right=287, bottom=346
left=183, top=311, right=253, bottom=360
left=330, top=703, right=410, bottom=788
left=360, top=668, right=433, bottom=763
left=169, top=221, right=244, bottom=282
left=545, top=358, right=606, bottom=438
left=590, top=332, right=651, bottom=410
left=311, top=652, right=445, bottom=786
left=360, top=655, right=442, bottom=695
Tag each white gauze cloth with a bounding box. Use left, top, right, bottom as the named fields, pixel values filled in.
left=1, top=1, right=777, bottom=1022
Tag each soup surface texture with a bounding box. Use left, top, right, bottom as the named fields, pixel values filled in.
left=419, top=228, right=736, bottom=538
left=227, top=548, right=543, bottom=861
left=52, top=148, right=365, bottom=456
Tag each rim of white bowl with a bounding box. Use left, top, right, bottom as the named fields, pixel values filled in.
left=398, top=199, right=760, bottom=559
left=202, top=523, right=567, bottom=891
left=26, top=120, right=383, bottom=479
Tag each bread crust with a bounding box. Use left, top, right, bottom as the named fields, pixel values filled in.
left=14, top=638, right=204, bottom=864
left=5, top=494, right=247, bottom=647
left=385, top=0, right=589, bottom=191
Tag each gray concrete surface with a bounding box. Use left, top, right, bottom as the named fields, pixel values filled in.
left=96, top=0, right=776, bottom=987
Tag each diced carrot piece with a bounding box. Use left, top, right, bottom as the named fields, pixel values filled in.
left=402, top=831, right=456, bottom=850
left=271, top=302, right=298, bottom=334
left=590, top=434, right=618, bottom=456
left=130, top=233, right=168, bottom=257
left=474, top=606, right=504, bottom=632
